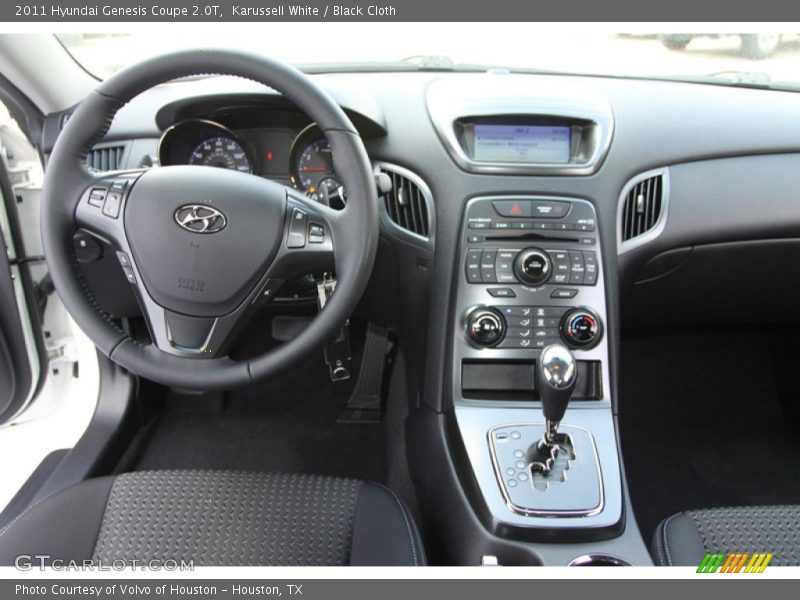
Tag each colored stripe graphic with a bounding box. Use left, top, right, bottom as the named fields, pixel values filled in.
left=698, top=552, right=774, bottom=573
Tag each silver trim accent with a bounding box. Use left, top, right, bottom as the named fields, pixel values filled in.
left=488, top=423, right=604, bottom=518
left=373, top=161, right=435, bottom=247
left=567, top=553, right=632, bottom=567
left=539, top=344, right=577, bottom=389
left=617, top=167, right=670, bottom=255
left=426, top=74, right=614, bottom=176
left=174, top=204, right=228, bottom=234
left=455, top=406, right=622, bottom=530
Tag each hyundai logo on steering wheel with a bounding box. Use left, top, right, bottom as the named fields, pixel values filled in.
left=174, top=204, right=227, bottom=234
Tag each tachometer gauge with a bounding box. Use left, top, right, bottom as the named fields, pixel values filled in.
left=290, top=125, right=345, bottom=208
left=189, top=136, right=252, bottom=173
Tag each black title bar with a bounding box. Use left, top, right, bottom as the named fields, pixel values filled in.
left=4, top=0, right=800, bottom=22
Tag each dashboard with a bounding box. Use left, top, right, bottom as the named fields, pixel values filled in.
left=41, top=67, right=800, bottom=566
left=158, top=118, right=346, bottom=208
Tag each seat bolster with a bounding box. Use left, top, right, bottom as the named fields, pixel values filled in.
left=651, top=512, right=708, bottom=566
left=349, top=483, right=426, bottom=566
left=0, top=476, right=115, bottom=566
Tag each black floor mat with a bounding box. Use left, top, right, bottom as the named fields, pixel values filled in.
left=619, top=329, right=800, bottom=543
left=133, top=322, right=385, bottom=483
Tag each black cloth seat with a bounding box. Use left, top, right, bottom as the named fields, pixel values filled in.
left=0, top=470, right=425, bottom=566
left=652, top=505, right=800, bottom=566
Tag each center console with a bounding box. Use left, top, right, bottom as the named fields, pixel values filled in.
left=420, top=74, right=650, bottom=563
left=451, top=194, right=622, bottom=533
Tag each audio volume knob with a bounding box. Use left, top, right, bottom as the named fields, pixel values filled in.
left=513, top=248, right=552, bottom=286
left=561, top=308, right=603, bottom=349
left=466, top=307, right=506, bottom=347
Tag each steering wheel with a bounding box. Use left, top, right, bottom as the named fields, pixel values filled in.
left=41, top=50, right=379, bottom=390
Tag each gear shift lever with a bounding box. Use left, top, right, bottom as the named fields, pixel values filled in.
left=531, top=344, right=577, bottom=472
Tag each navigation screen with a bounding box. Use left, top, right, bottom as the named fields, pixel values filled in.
left=473, top=125, right=571, bottom=164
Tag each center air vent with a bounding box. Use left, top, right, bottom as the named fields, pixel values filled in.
left=618, top=168, right=669, bottom=252
left=375, top=163, right=433, bottom=241
left=85, top=144, right=126, bottom=172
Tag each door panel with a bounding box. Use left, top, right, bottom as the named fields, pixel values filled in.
left=0, top=150, right=44, bottom=424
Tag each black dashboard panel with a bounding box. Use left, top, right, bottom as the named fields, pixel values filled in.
left=619, top=153, right=800, bottom=329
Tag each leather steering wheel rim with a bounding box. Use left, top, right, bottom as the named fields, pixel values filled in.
left=41, top=49, right=379, bottom=390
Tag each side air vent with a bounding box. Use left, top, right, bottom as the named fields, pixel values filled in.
left=375, top=163, right=434, bottom=242
left=85, top=145, right=126, bottom=171
left=618, top=168, right=669, bottom=253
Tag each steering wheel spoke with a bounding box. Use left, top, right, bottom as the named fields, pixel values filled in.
left=74, top=173, right=141, bottom=245
left=264, top=187, right=339, bottom=282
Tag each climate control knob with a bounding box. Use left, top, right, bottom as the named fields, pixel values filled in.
left=561, top=308, right=602, bottom=349
left=466, top=307, right=506, bottom=347
left=514, top=248, right=552, bottom=286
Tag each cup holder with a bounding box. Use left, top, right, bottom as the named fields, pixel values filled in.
left=567, top=553, right=632, bottom=566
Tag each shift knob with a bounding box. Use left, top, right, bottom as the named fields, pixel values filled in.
left=536, top=344, right=577, bottom=424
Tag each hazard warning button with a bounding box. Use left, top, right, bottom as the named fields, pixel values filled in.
left=492, top=200, right=531, bottom=218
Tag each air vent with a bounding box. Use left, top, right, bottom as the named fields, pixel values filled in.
left=85, top=145, right=125, bottom=171
left=376, top=163, right=433, bottom=240
left=619, top=168, right=669, bottom=251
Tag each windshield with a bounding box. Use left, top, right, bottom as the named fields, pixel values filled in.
left=57, top=30, right=800, bottom=90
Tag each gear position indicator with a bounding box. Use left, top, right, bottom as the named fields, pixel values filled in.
left=489, top=423, right=604, bottom=517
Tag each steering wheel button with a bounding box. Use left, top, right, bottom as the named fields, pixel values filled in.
left=88, top=188, right=106, bottom=207
left=115, top=251, right=131, bottom=268
left=74, top=232, right=103, bottom=263
left=308, top=223, right=325, bottom=243
left=121, top=265, right=137, bottom=285
left=287, top=208, right=308, bottom=248
left=101, top=192, right=122, bottom=218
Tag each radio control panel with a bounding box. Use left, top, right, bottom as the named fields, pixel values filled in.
left=465, top=247, right=598, bottom=287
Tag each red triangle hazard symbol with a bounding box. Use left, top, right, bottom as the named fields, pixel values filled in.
left=510, top=202, right=523, bottom=216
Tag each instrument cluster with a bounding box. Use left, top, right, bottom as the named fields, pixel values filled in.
left=158, top=119, right=345, bottom=208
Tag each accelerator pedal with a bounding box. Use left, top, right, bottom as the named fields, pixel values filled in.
left=338, top=322, right=393, bottom=424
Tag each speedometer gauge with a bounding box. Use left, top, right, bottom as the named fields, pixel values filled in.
left=189, top=136, right=252, bottom=173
